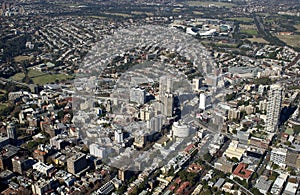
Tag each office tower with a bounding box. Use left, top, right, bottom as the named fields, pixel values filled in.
left=148, top=115, right=165, bottom=132
left=140, top=106, right=153, bottom=121
left=7, top=123, right=17, bottom=141
left=159, top=76, right=173, bottom=100
left=158, top=76, right=174, bottom=117
left=67, top=153, right=87, bottom=175
left=130, top=87, right=146, bottom=105
left=163, top=92, right=174, bottom=117
left=266, top=84, right=284, bottom=132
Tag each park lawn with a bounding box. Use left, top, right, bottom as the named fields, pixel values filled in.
left=0, top=103, right=9, bottom=111
left=14, top=55, right=33, bottom=62
left=31, top=74, right=72, bottom=85
left=185, top=1, right=234, bottom=8
left=10, top=69, right=45, bottom=82
left=10, top=69, right=73, bottom=85
left=240, top=29, right=258, bottom=36
left=276, top=35, right=300, bottom=48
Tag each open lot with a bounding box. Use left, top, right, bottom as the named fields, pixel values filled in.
left=276, top=35, right=300, bottom=48
left=14, top=55, right=33, bottom=62
left=294, top=24, right=300, bottom=32
left=247, top=37, right=269, bottom=44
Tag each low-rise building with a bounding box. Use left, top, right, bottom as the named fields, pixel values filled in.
left=270, top=148, right=287, bottom=167
left=255, top=175, right=273, bottom=194
left=270, top=173, right=288, bottom=195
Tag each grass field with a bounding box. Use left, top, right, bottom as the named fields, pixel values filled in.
left=276, top=35, right=300, bottom=48
left=0, top=103, right=9, bottom=111
left=14, top=55, right=33, bottom=62
left=227, top=17, right=254, bottom=23
left=185, top=1, right=234, bottom=8
left=10, top=69, right=73, bottom=85
left=247, top=38, right=269, bottom=44
left=240, top=29, right=258, bottom=36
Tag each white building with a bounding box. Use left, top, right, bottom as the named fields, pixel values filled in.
left=172, top=120, right=192, bottom=138
left=270, top=173, right=288, bottom=195
left=199, top=93, right=211, bottom=110
left=266, top=84, right=284, bottom=132
left=192, top=78, right=202, bottom=91
left=270, top=148, right=287, bottom=167
left=114, top=129, right=124, bottom=144
left=33, top=161, right=55, bottom=176
left=283, top=181, right=299, bottom=195
left=89, top=143, right=110, bottom=158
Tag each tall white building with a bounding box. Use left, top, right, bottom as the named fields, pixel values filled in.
left=199, top=93, right=211, bottom=110
left=199, top=93, right=207, bottom=110
left=114, top=129, right=124, bottom=144
left=270, top=148, right=287, bottom=167
left=266, top=84, right=284, bottom=132
left=130, top=87, right=146, bottom=105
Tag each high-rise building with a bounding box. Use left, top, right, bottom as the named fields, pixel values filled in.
left=163, top=92, right=174, bottom=117
left=140, top=106, right=153, bottom=121
left=67, top=153, right=88, bottom=175
left=130, top=87, right=146, bottom=105
left=148, top=115, right=165, bottom=132
left=199, top=93, right=211, bottom=110
left=266, top=84, right=284, bottom=132
left=199, top=93, right=207, bottom=110
left=159, top=76, right=173, bottom=100
left=12, top=156, right=34, bottom=174
left=6, top=123, right=17, bottom=141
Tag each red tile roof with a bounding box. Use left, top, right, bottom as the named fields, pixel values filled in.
left=176, top=181, right=191, bottom=194
left=233, top=163, right=253, bottom=180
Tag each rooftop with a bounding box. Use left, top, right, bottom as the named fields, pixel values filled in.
left=233, top=163, right=253, bottom=180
